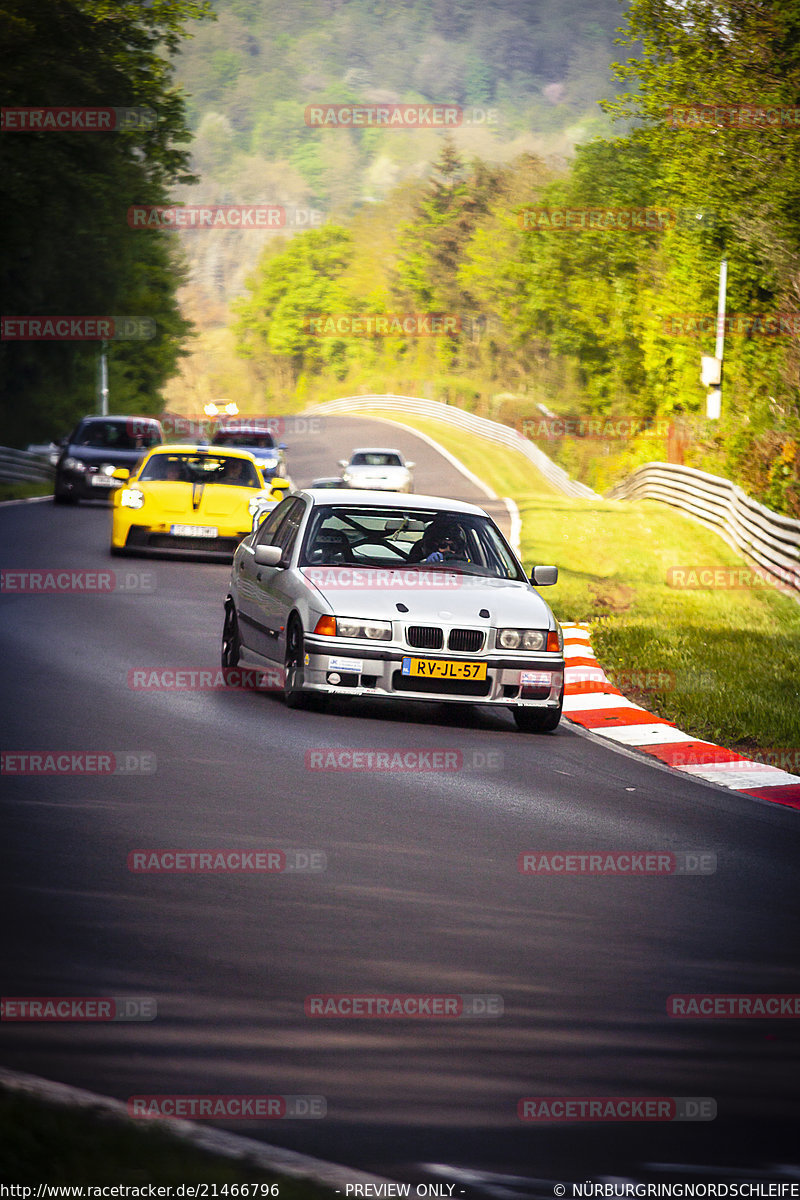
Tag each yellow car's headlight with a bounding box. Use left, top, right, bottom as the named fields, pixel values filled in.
left=120, top=489, right=144, bottom=509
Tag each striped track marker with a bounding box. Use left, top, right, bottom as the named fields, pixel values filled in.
left=560, top=623, right=800, bottom=811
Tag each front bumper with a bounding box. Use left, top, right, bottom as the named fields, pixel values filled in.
left=56, top=469, right=122, bottom=501
left=300, top=636, right=564, bottom=706
left=113, top=521, right=250, bottom=558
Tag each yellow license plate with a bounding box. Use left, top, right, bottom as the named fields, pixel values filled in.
left=401, top=658, right=486, bottom=680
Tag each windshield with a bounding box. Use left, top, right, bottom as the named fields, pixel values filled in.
left=350, top=452, right=403, bottom=467
left=211, top=430, right=276, bottom=450
left=139, top=453, right=262, bottom=487
left=75, top=421, right=160, bottom=450
left=299, top=505, right=524, bottom=580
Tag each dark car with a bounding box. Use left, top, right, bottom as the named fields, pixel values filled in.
left=209, top=425, right=287, bottom=478
left=54, top=416, right=163, bottom=504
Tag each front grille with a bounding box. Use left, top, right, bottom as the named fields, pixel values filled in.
left=406, top=625, right=444, bottom=649
left=448, top=628, right=484, bottom=652
left=392, top=671, right=491, bottom=698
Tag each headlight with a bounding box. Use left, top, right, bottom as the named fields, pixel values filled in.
left=120, top=489, right=144, bottom=509
left=63, top=457, right=87, bottom=472
left=335, top=617, right=392, bottom=640
left=496, top=628, right=546, bottom=651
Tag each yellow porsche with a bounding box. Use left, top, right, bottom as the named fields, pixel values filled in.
left=110, top=444, right=281, bottom=557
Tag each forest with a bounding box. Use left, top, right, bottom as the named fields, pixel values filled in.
left=2, top=0, right=799, bottom=513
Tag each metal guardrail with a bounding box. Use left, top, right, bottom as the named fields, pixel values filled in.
left=305, top=393, right=599, bottom=499
left=607, top=461, right=800, bottom=593
left=0, top=447, right=55, bottom=485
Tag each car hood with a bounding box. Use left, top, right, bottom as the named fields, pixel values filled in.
left=300, top=567, right=555, bottom=626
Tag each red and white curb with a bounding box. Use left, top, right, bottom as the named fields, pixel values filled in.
left=560, top=623, right=800, bottom=811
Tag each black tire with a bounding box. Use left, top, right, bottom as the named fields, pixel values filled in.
left=53, top=488, right=77, bottom=505
left=221, top=601, right=242, bottom=682
left=284, top=616, right=312, bottom=710
left=513, top=687, right=564, bottom=733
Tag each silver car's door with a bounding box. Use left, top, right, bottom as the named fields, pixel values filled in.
left=236, top=497, right=301, bottom=659
left=239, top=497, right=306, bottom=661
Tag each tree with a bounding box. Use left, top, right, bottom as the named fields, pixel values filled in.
left=0, top=0, right=211, bottom=445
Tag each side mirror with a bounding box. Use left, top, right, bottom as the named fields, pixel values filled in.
left=254, top=544, right=283, bottom=567
left=337, top=459, right=347, bottom=469
left=531, top=565, right=558, bottom=586
left=406, top=461, right=416, bottom=469
left=278, top=442, right=287, bottom=450
left=112, top=467, right=130, bottom=481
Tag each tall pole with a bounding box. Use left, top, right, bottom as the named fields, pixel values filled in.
left=99, top=341, right=108, bottom=416
left=707, top=260, right=727, bottom=419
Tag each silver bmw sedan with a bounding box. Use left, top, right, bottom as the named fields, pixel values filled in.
left=222, top=490, right=565, bottom=731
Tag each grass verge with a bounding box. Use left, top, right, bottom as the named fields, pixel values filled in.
left=356, top=408, right=800, bottom=756
left=0, top=1087, right=335, bottom=1195
left=358, top=410, right=559, bottom=498
left=0, top=481, right=53, bottom=502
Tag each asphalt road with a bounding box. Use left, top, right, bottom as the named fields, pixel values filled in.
left=1, top=416, right=799, bottom=1189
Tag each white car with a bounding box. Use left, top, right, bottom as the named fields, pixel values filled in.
left=338, top=448, right=414, bottom=493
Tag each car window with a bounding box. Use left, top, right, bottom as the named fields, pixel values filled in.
left=298, top=505, right=525, bottom=579
left=269, top=498, right=305, bottom=560
left=138, top=453, right=260, bottom=486
left=350, top=452, right=402, bottom=467
left=254, top=496, right=303, bottom=547
left=75, top=421, right=160, bottom=450
left=211, top=431, right=276, bottom=450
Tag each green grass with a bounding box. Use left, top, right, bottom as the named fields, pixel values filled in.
left=355, top=409, right=800, bottom=755
left=0, top=480, right=53, bottom=502
left=358, top=409, right=559, bottom=498
left=0, top=1088, right=335, bottom=1194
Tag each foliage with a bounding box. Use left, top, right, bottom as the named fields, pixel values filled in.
left=0, top=0, right=211, bottom=446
